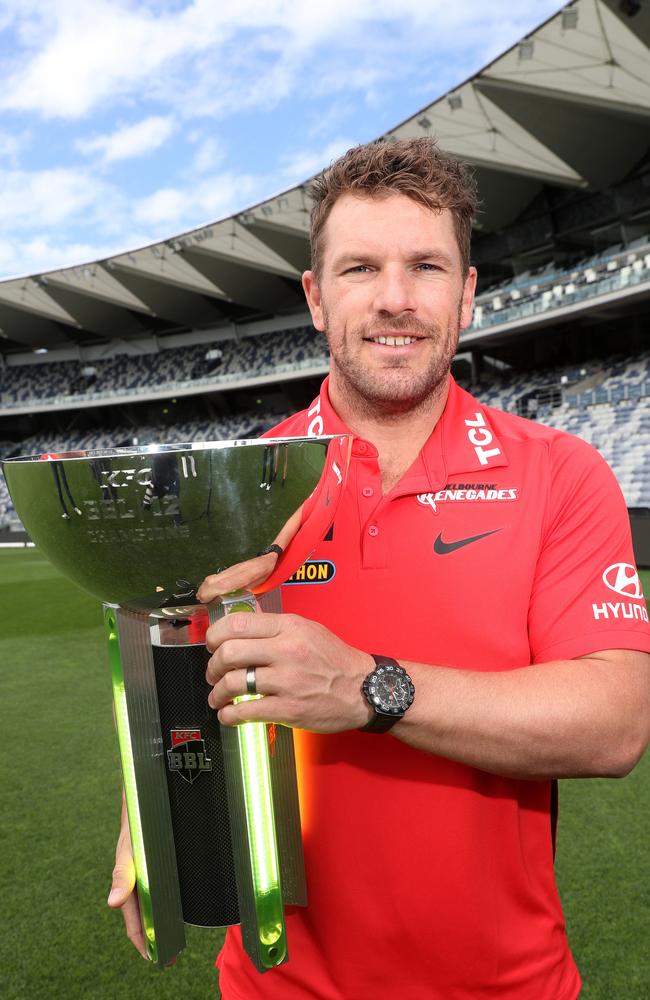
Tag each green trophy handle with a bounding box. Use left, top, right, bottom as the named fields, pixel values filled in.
left=228, top=599, right=286, bottom=968
left=105, top=607, right=158, bottom=963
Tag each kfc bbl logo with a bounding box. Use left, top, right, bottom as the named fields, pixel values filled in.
left=167, top=729, right=212, bottom=784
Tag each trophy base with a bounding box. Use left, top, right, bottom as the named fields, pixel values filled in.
left=106, top=594, right=307, bottom=972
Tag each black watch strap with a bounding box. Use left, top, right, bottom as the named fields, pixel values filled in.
left=361, top=710, right=401, bottom=734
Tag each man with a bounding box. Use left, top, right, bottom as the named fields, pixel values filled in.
left=109, top=138, right=650, bottom=999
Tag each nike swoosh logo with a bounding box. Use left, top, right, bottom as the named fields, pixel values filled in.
left=433, top=528, right=501, bottom=554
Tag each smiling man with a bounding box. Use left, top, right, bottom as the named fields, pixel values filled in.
left=300, top=189, right=476, bottom=497
left=110, top=139, right=650, bottom=1000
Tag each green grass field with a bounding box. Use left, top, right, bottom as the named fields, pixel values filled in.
left=1, top=549, right=649, bottom=999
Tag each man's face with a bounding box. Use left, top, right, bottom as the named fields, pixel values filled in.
left=303, top=192, right=477, bottom=416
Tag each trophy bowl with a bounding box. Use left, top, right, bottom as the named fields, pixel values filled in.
left=2, top=435, right=351, bottom=972
left=2, top=436, right=350, bottom=611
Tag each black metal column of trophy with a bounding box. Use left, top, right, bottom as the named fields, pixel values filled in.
left=2, top=436, right=350, bottom=972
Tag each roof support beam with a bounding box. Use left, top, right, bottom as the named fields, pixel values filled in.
left=476, top=75, right=650, bottom=122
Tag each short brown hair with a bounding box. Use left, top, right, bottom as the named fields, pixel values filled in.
left=309, top=137, right=478, bottom=277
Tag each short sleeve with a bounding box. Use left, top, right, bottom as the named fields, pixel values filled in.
left=528, top=434, right=650, bottom=663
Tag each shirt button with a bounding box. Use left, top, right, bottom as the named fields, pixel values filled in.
left=368, top=525, right=379, bottom=537
left=356, top=442, right=368, bottom=455
left=362, top=487, right=374, bottom=498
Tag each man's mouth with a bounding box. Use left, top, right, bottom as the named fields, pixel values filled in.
left=366, top=335, right=422, bottom=346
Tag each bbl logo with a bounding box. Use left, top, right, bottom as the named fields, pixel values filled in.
left=167, top=729, right=212, bottom=785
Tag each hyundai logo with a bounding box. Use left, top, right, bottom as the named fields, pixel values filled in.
left=602, top=563, right=642, bottom=599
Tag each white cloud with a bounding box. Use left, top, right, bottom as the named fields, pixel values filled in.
left=0, top=1, right=563, bottom=119
left=134, top=187, right=188, bottom=227
left=134, top=172, right=263, bottom=228
left=0, top=129, right=30, bottom=161
left=0, top=1, right=217, bottom=118
left=280, top=137, right=357, bottom=186
left=0, top=167, right=110, bottom=228
left=0, top=235, right=124, bottom=280
left=0, top=223, right=187, bottom=279
left=0, top=0, right=565, bottom=278
left=0, top=159, right=268, bottom=275
left=77, top=115, right=175, bottom=163
left=191, top=137, right=224, bottom=174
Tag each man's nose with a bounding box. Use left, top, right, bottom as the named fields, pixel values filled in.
left=372, top=267, right=416, bottom=315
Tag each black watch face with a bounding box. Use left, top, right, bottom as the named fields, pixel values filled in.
left=366, top=665, right=414, bottom=714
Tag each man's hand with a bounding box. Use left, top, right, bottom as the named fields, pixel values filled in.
left=197, top=506, right=304, bottom=604
left=196, top=551, right=280, bottom=604
left=107, top=797, right=148, bottom=960
left=205, top=611, right=374, bottom=732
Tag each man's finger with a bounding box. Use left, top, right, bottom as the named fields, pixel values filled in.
left=197, top=552, right=278, bottom=603
left=205, top=609, right=284, bottom=654
left=218, top=694, right=287, bottom=727
left=208, top=665, right=279, bottom=708
left=107, top=858, right=135, bottom=908
left=108, top=803, right=149, bottom=961
left=206, top=636, right=278, bottom=684
left=107, top=854, right=149, bottom=960
left=108, top=821, right=136, bottom=906
left=121, top=893, right=149, bottom=960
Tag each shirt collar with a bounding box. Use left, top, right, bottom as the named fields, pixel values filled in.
left=436, top=376, right=509, bottom=480
left=305, top=375, right=508, bottom=492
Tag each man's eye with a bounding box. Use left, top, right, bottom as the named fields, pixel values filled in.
left=344, top=265, right=370, bottom=274
left=416, top=263, right=439, bottom=271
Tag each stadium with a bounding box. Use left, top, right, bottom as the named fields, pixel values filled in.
left=1, top=1, right=649, bottom=998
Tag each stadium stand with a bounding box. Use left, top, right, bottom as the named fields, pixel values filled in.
left=0, top=327, right=328, bottom=409
left=2, top=350, right=649, bottom=530
left=463, top=352, right=649, bottom=415
left=472, top=239, right=650, bottom=332
left=1, top=235, right=647, bottom=412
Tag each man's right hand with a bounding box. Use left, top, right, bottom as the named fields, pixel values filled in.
left=107, top=796, right=148, bottom=960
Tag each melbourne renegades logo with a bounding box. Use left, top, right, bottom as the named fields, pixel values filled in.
left=167, top=729, right=212, bottom=785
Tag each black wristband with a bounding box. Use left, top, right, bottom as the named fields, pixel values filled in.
left=256, top=543, right=283, bottom=558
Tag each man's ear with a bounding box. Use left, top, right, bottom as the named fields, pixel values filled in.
left=302, top=271, right=325, bottom=332
left=459, top=266, right=478, bottom=332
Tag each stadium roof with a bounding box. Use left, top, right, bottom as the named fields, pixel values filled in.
left=1, top=0, right=649, bottom=357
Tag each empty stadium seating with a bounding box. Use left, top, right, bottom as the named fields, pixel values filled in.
left=0, top=327, right=328, bottom=409
left=2, top=349, right=650, bottom=530
left=1, top=235, right=647, bottom=414
left=472, top=238, right=650, bottom=332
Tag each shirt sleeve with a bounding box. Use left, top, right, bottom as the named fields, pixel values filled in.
left=528, top=433, right=650, bottom=663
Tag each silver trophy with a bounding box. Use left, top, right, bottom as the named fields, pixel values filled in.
left=2, top=435, right=350, bottom=972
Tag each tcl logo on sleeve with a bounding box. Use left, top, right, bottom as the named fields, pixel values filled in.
left=464, top=413, right=501, bottom=466
left=602, top=563, right=642, bottom=599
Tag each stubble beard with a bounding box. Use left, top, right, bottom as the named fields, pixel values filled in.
left=323, top=307, right=460, bottom=419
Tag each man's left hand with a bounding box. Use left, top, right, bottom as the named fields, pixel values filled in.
left=205, top=612, right=373, bottom=732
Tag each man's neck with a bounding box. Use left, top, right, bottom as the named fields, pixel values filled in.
left=328, top=373, right=451, bottom=494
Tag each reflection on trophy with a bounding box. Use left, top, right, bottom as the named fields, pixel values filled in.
left=2, top=435, right=350, bottom=973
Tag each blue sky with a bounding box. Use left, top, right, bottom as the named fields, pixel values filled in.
left=0, top=0, right=562, bottom=279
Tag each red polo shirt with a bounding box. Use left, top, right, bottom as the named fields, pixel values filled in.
left=217, top=377, right=650, bottom=1000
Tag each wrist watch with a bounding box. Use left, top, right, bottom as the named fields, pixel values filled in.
left=361, top=655, right=415, bottom=733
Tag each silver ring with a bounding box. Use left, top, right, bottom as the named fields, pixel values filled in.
left=246, top=666, right=257, bottom=695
